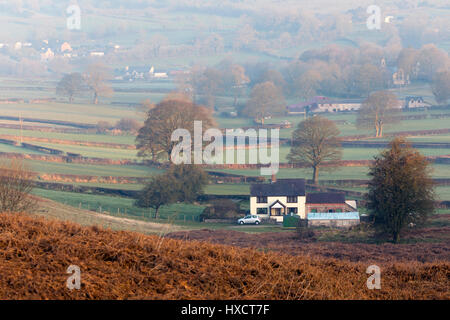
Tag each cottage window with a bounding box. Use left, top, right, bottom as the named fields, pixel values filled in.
left=257, top=196, right=268, bottom=203
left=287, top=196, right=297, bottom=203
left=288, top=207, right=298, bottom=214
left=257, top=208, right=268, bottom=215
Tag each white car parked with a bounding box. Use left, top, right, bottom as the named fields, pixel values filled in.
left=237, top=215, right=261, bottom=225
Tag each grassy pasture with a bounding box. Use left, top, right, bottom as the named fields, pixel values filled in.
left=335, top=185, right=450, bottom=202
left=33, top=142, right=139, bottom=160
left=1, top=132, right=448, bottom=163
left=277, top=146, right=450, bottom=162
left=209, top=164, right=450, bottom=180
left=0, top=127, right=136, bottom=145
left=257, top=112, right=450, bottom=139
left=0, top=102, right=141, bottom=124
left=24, top=160, right=155, bottom=177
left=32, top=188, right=205, bottom=223
left=0, top=143, right=46, bottom=155
left=205, top=183, right=250, bottom=195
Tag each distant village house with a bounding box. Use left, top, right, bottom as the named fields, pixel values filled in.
left=404, top=96, right=431, bottom=109
left=287, top=96, right=362, bottom=115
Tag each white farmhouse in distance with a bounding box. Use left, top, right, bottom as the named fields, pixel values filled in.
left=250, top=178, right=307, bottom=222
left=150, top=66, right=168, bottom=78
left=249, top=178, right=359, bottom=226
left=90, top=52, right=105, bottom=57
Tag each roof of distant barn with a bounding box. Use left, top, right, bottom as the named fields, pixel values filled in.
left=287, top=96, right=330, bottom=110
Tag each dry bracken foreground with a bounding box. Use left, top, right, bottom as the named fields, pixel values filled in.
left=167, top=228, right=450, bottom=263
left=0, top=213, right=448, bottom=300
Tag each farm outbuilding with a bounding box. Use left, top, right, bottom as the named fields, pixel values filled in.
left=307, top=212, right=360, bottom=228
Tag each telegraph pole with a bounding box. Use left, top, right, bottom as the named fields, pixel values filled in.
left=19, top=113, right=23, bottom=145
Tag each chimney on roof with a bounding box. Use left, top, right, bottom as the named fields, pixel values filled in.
left=271, top=173, right=277, bottom=184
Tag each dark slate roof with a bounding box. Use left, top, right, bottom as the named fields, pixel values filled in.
left=306, top=193, right=346, bottom=204
left=250, top=179, right=306, bottom=197
left=287, top=96, right=330, bottom=111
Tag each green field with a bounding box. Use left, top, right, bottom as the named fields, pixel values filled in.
left=32, top=188, right=205, bottom=222
left=336, top=185, right=450, bottom=203
left=0, top=127, right=136, bottom=145
left=32, top=142, right=139, bottom=160
left=26, top=160, right=155, bottom=177
left=0, top=102, right=141, bottom=124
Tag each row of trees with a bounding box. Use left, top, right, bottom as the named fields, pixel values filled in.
left=174, top=44, right=449, bottom=121
left=431, top=70, right=450, bottom=104
left=176, top=59, right=250, bottom=109
left=56, top=63, right=113, bottom=104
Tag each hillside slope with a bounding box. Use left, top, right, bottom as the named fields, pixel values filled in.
left=33, top=197, right=183, bottom=235
left=0, top=213, right=448, bottom=300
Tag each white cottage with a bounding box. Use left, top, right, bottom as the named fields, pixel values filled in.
left=250, top=179, right=306, bottom=222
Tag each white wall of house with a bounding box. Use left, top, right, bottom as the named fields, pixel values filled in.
left=316, top=103, right=361, bottom=112
left=250, top=196, right=306, bottom=221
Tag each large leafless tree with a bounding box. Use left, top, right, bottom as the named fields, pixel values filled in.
left=56, top=73, right=84, bottom=103
left=357, top=91, right=400, bottom=138
left=136, top=97, right=215, bottom=162
left=431, top=70, right=450, bottom=105
left=288, top=116, right=342, bottom=184
left=84, top=63, right=114, bottom=104
left=242, top=81, right=285, bottom=124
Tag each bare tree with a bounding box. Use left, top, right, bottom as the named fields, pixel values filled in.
left=353, top=63, right=385, bottom=97
left=0, top=159, right=36, bottom=213
left=230, top=64, right=250, bottom=106
left=288, top=116, right=342, bottom=184
left=136, top=97, right=215, bottom=161
left=84, top=63, right=114, bottom=104
left=416, top=44, right=449, bottom=81
left=294, top=69, right=322, bottom=100
left=186, top=65, right=205, bottom=104
left=197, top=67, right=224, bottom=109
left=115, top=118, right=141, bottom=134
left=397, top=48, right=419, bottom=79
left=242, top=81, right=285, bottom=124
left=431, top=70, right=450, bottom=105
left=56, top=73, right=84, bottom=103
left=357, top=91, right=400, bottom=138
